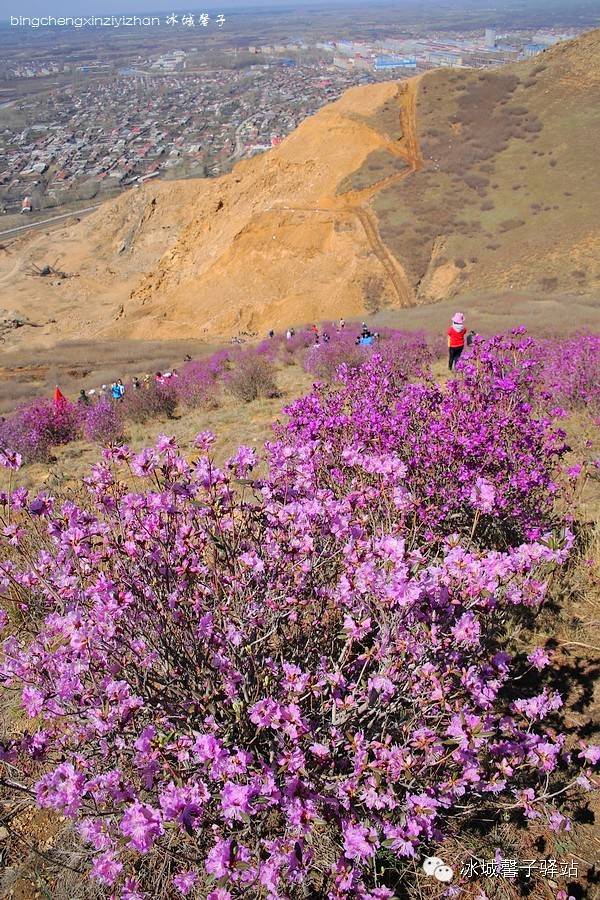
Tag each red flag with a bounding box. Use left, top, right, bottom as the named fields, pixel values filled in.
left=54, top=386, right=67, bottom=407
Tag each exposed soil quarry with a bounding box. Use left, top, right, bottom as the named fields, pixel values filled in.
left=0, top=30, right=599, bottom=347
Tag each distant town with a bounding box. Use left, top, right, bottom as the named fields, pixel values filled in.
left=0, top=4, right=590, bottom=226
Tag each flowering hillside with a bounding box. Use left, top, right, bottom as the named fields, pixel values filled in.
left=0, top=330, right=598, bottom=899
left=0, top=328, right=597, bottom=469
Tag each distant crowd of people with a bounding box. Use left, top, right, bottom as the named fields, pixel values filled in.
left=55, top=368, right=183, bottom=409
left=355, top=323, right=378, bottom=346
left=267, top=318, right=381, bottom=348
left=268, top=315, right=477, bottom=366
left=52, top=316, right=477, bottom=411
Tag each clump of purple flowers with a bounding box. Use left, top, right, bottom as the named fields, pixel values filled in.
left=176, top=351, right=230, bottom=410
left=123, top=381, right=177, bottom=423
left=303, top=328, right=431, bottom=383
left=83, top=397, right=126, bottom=445
left=276, top=331, right=567, bottom=548
left=0, top=397, right=81, bottom=462
left=538, top=334, right=600, bottom=413
left=0, top=330, right=596, bottom=898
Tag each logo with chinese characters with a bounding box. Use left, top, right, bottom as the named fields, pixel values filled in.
left=165, top=12, right=226, bottom=27
left=460, top=857, right=579, bottom=879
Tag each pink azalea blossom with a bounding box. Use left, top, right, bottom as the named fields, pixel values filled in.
left=343, top=822, right=378, bottom=861
left=527, top=647, right=553, bottom=670
left=120, top=801, right=164, bottom=852
left=172, top=871, right=197, bottom=895
left=579, top=744, right=600, bottom=765
left=90, top=851, right=122, bottom=885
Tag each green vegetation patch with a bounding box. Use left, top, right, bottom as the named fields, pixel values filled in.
left=347, top=89, right=404, bottom=143
left=336, top=149, right=408, bottom=195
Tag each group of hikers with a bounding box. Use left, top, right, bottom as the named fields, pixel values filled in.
left=270, top=313, right=475, bottom=369
left=269, top=318, right=379, bottom=348
left=53, top=369, right=182, bottom=409
left=355, top=323, right=378, bottom=346
left=53, top=314, right=474, bottom=410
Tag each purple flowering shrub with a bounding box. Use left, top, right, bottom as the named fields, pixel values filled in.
left=538, top=334, right=600, bottom=413
left=0, top=329, right=598, bottom=898
left=303, top=329, right=432, bottom=383
left=122, top=381, right=177, bottom=423
left=0, top=433, right=591, bottom=899
left=0, top=398, right=81, bottom=462
left=254, top=338, right=284, bottom=364
left=83, top=398, right=126, bottom=445
left=304, top=331, right=369, bottom=381
left=224, top=348, right=280, bottom=403
left=279, top=329, right=314, bottom=365
left=458, top=331, right=600, bottom=415
left=426, top=331, right=447, bottom=360
left=274, top=332, right=567, bottom=549
left=175, top=352, right=231, bottom=410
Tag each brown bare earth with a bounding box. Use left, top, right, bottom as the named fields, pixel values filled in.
left=0, top=31, right=598, bottom=358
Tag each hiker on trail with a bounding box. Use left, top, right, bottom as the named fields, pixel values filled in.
left=447, top=313, right=467, bottom=370
left=323, top=331, right=330, bottom=344
left=78, top=389, right=90, bottom=407
left=339, top=318, right=345, bottom=331
left=268, top=329, right=275, bottom=339
left=111, top=380, right=125, bottom=401
left=286, top=329, right=292, bottom=341
left=466, top=329, right=476, bottom=347
left=132, top=376, right=141, bottom=391
left=155, top=372, right=165, bottom=385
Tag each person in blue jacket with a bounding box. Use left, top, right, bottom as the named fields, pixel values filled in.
left=111, top=379, right=125, bottom=400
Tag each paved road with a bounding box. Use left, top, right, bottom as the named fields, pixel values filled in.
left=234, top=116, right=255, bottom=158
left=0, top=204, right=100, bottom=238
